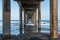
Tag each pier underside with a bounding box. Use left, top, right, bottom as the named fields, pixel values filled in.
left=2, top=0, right=58, bottom=40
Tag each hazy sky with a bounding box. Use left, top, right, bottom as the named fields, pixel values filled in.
left=0, top=0, right=60, bottom=20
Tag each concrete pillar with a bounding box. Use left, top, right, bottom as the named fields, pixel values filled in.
left=3, top=0, right=11, bottom=39
left=31, top=17, right=33, bottom=23
left=24, top=13, right=26, bottom=25
left=34, top=12, right=36, bottom=24
left=32, top=15, right=34, bottom=24
left=33, top=13, right=35, bottom=24
left=34, top=11, right=37, bottom=32
left=36, top=8, right=38, bottom=32
left=19, top=2, right=22, bottom=34
left=50, top=0, right=58, bottom=39
left=32, top=12, right=35, bottom=32
left=24, top=11, right=27, bottom=24
left=38, top=2, right=41, bottom=32
left=25, top=11, right=27, bottom=24
left=31, top=16, right=33, bottom=23
left=24, top=9, right=26, bottom=34
left=32, top=13, right=36, bottom=24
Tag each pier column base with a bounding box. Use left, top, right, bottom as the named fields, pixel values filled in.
left=50, top=38, right=58, bottom=40
left=3, top=35, right=11, bottom=39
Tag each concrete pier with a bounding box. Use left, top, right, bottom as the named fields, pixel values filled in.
left=2, top=0, right=59, bottom=40
left=19, top=1, right=22, bottom=34
left=3, top=0, right=11, bottom=39
left=38, top=2, right=41, bottom=32
left=50, top=0, right=58, bottom=39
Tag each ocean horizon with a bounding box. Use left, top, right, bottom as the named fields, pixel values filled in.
left=0, top=20, right=60, bottom=35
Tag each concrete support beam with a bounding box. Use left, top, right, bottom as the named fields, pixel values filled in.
left=31, top=17, right=32, bottom=23
left=34, top=13, right=36, bottom=25
left=32, top=12, right=35, bottom=24
left=3, top=0, right=11, bottom=39
left=19, top=2, right=22, bottom=34
left=38, top=2, right=41, bottom=32
left=32, top=13, right=35, bottom=32
left=24, top=9, right=26, bottom=34
left=24, top=11, right=27, bottom=24
left=36, top=8, right=38, bottom=32
left=34, top=11, right=37, bottom=32
left=25, top=12, right=28, bottom=24
left=24, top=12, right=26, bottom=25
left=32, top=15, right=34, bottom=24
left=33, top=13, right=35, bottom=24
left=50, top=0, right=58, bottom=39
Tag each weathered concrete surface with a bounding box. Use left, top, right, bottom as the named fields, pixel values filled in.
left=50, top=0, right=58, bottom=38
left=38, top=2, right=41, bottom=32
left=3, top=0, right=11, bottom=39
left=19, top=2, right=22, bottom=34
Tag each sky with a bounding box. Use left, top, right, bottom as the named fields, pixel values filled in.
left=0, top=0, right=60, bottom=20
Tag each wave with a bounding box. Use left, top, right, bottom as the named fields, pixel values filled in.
left=11, top=23, right=60, bottom=26
left=0, top=22, right=60, bottom=26
left=41, top=23, right=49, bottom=25
left=41, top=31, right=50, bottom=33
left=26, top=23, right=35, bottom=25
left=0, top=24, right=2, bottom=26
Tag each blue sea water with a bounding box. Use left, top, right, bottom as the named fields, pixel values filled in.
left=0, top=20, right=60, bottom=35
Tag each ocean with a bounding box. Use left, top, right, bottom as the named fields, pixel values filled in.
left=0, top=20, right=60, bottom=35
